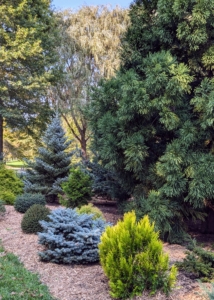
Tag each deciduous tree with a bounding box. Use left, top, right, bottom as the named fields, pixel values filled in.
left=50, top=6, right=129, bottom=159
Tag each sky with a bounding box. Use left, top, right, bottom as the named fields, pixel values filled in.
left=51, top=0, right=131, bottom=11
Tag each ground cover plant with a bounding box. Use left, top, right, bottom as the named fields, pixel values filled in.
left=99, top=211, right=177, bottom=299
left=0, top=243, right=56, bottom=300
left=14, top=193, right=46, bottom=213
left=176, top=241, right=214, bottom=281
left=38, top=208, right=109, bottom=264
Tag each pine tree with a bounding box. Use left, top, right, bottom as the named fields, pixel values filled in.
left=87, top=0, right=214, bottom=240
left=0, top=0, right=61, bottom=159
left=24, top=115, right=73, bottom=202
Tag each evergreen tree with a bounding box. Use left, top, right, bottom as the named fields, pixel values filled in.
left=87, top=0, right=214, bottom=240
left=0, top=0, right=61, bottom=159
left=24, top=115, right=73, bottom=202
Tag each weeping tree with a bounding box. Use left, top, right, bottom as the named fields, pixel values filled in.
left=87, top=0, right=214, bottom=241
left=24, top=115, right=73, bottom=203
left=0, top=0, right=61, bottom=160
left=49, top=6, right=129, bottom=159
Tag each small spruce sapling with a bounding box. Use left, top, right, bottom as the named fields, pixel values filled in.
left=24, top=115, right=73, bottom=202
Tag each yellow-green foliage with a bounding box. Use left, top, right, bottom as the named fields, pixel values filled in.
left=76, top=203, right=105, bottom=220
left=0, top=164, right=23, bottom=204
left=99, top=211, right=177, bottom=299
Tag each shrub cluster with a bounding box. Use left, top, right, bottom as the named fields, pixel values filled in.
left=21, top=204, right=50, bottom=234
left=0, top=164, right=23, bottom=204
left=76, top=203, right=105, bottom=220
left=38, top=208, right=109, bottom=264
left=99, top=211, right=177, bottom=299
left=60, top=168, right=92, bottom=208
left=14, top=193, right=46, bottom=213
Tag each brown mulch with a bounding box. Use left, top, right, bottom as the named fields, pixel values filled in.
left=0, top=203, right=208, bottom=300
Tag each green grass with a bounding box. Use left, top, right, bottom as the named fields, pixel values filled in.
left=0, top=244, right=57, bottom=300
left=6, top=160, right=26, bottom=168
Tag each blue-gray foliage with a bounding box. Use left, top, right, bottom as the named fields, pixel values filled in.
left=38, top=208, right=110, bottom=264
left=14, top=193, right=46, bottom=213
left=24, top=115, right=74, bottom=202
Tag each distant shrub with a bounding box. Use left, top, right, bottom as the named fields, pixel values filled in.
left=38, top=208, right=109, bottom=264
left=60, top=168, right=92, bottom=208
left=14, top=193, right=46, bottom=213
left=0, top=164, right=23, bottom=204
left=0, top=200, right=6, bottom=218
left=82, top=158, right=130, bottom=201
left=21, top=204, right=50, bottom=234
left=99, top=211, right=177, bottom=299
left=76, top=203, right=105, bottom=220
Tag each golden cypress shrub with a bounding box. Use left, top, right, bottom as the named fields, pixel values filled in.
left=99, top=211, right=177, bottom=299
left=76, top=203, right=105, bottom=220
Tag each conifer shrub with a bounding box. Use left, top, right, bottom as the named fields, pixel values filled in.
left=76, top=203, right=105, bottom=220
left=99, top=211, right=177, bottom=299
left=14, top=193, right=46, bottom=213
left=24, top=116, right=73, bottom=203
left=38, top=208, right=109, bottom=264
left=0, top=191, right=16, bottom=205
left=0, top=164, right=23, bottom=204
left=60, top=168, right=92, bottom=208
left=21, top=204, right=50, bottom=234
left=0, top=200, right=6, bottom=219
left=176, top=241, right=214, bottom=281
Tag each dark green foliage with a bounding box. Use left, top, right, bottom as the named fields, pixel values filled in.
left=176, top=241, right=214, bottom=281
left=38, top=208, right=109, bottom=264
left=21, top=204, right=50, bottom=234
left=24, top=116, right=73, bottom=203
left=0, top=200, right=6, bottom=218
left=87, top=0, right=214, bottom=239
left=14, top=193, right=46, bottom=213
left=0, top=164, right=23, bottom=204
left=60, top=167, right=92, bottom=208
left=99, top=211, right=177, bottom=299
left=82, top=157, right=130, bottom=201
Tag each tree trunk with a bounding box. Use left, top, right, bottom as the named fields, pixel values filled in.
left=0, top=115, right=3, bottom=161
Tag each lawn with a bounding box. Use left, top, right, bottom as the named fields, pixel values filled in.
left=0, top=243, right=56, bottom=300
left=6, top=160, right=27, bottom=168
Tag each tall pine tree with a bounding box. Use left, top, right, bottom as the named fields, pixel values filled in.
left=87, top=0, right=214, bottom=240
left=0, top=0, right=60, bottom=159
left=24, top=115, right=73, bottom=202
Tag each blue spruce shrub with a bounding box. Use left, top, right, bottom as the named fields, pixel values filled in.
left=38, top=208, right=110, bottom=264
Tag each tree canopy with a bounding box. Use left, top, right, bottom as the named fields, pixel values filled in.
left=49, top=6, right=129, bottom=158
left=87, top=0, right=214, bottom=240
left=0, top=0, right=60, bottom=158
